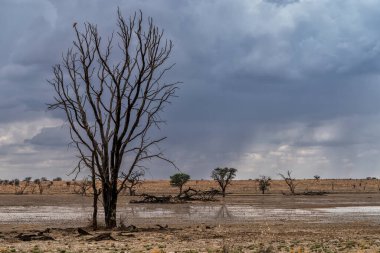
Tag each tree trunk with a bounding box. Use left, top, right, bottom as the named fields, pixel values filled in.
left=91, top=178, right=99, bottom=230
left=92, top=192, right=98, bottom=230
left=222, top=187, right=226, bottom=197
left=129, top=187, right=135, bottom=196
left=102, top=183, right=118, bottom=228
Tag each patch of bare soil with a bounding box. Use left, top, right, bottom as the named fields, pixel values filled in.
left=1, top=188, right=380, bottom=252
left=1, top=222, right=380, bottom=252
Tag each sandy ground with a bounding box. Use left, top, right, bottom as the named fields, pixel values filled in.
left=1, top=192, right=380, bottom=252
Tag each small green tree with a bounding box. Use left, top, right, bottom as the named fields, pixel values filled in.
left=170, top=173, right=190, bottom=195
left=257, top=176, right=271, bottom=194
left=211, top=167, right=237, bottom=197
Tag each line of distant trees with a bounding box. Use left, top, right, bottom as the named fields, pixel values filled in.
left=0, top=177, right=63, bottom=186
left=1, top=172, right=379, bottom=197
left=170, top=167, right=237, bottom=197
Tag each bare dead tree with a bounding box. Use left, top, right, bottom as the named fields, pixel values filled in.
left=48, top=9, right=178, bottom=228
left=73, top=177, right=92, bottom=196
left=122, top=169, right=145, bottom=196
left=16, top=177, right=32, bottom=195
left=257, top=176, right=271, bottom=194
left=33, top=179, right=46, bottom=195
left=30, top=183, right=36, bottom=194
left=10, top=179, right=20, bottom=194
left=279, top=170, right=297, bottom=195
left=47, top=181, right=53, bottom=190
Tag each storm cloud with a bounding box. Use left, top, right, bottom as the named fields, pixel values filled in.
left=1, top=0, right=380, bottom=179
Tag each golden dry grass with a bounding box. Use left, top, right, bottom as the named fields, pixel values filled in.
left=0, top=178, right=379, bottom=195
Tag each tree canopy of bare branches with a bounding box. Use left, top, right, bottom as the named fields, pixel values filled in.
left=48, top=9, right=179, bottom=228
left=279, top=170, right=297, bottom=195
left=122, top=169, right=145, bottom=196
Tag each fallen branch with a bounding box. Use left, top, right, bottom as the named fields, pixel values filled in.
left=17, top=233, right=54, bottom=241
left=78, top=228, right=91, bottom=236
left=130, top=188, right=220, bottom=204
left=156, top=224, right=168, bottom=230
left=178, top=187, right=220, bottom=201
left=87, top=233, right=115, bottom=241
left=130, top=194, right=174, bottom=203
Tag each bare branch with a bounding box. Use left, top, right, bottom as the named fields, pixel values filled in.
left=47, top=9, right=179, bottom=229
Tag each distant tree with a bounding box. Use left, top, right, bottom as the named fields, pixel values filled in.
left=53, top=177, right=62, bottom=181
left=33, top=178, right=46, bottom=195
left=14, top=179, right=20, bottom=186
left=123, top=169, right=145, bottom=196
left=362, top=180, right=368, bottom=191
left=30, top=180, right=37, bottom=194
left=15, top=177, right=31, bottom=195
left=257, top=176, right=271, bottom=194
left=312, top=175, right=321, bottom=192
left=47, top=181, right=54, bottom=189
left=73, top=177, right=92, bottom=196
left=41, top=177, right=48, bottom=181
left=170, top=173, right=190, bottom=195
left=211, top=167, right=237, bottom=197
left=279, top=170, right=297, bottom=195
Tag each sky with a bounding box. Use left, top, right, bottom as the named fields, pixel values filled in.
left=1, top=0, right=380, bottom=180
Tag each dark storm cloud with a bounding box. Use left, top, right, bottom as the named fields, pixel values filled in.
left=25, top=126, right=71, bottom=147
left=264, top=0, right=300, bottom=6
left=1, top=0, right=380, bottom=179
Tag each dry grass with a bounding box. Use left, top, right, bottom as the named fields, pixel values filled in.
left=1, top=179, right=379, bottom=195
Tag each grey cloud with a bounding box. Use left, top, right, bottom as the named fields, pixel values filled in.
left=0, top=142, right=75, bottom=180
left=1, top=0, right=380, bottom=179
left=25, top=126, right=71, bottom=147
left=264, top=0, right=300, bottom=6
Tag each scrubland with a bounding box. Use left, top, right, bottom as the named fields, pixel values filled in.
left=1, top=179, right=380, bottom=252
